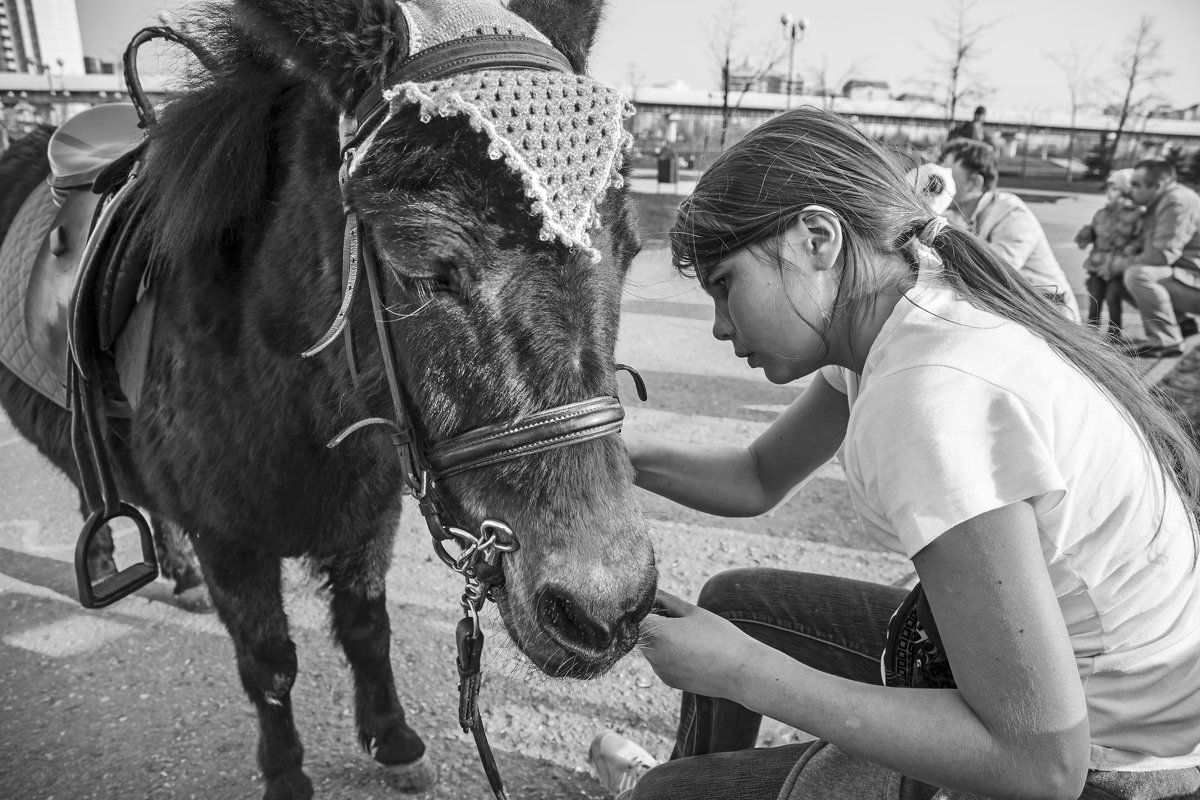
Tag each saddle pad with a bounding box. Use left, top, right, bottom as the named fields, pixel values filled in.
left=0, top=182, right=68, bottom=408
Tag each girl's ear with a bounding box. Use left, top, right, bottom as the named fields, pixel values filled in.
left=786, top=208, right=844, bottom=273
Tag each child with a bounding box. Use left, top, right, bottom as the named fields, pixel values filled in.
left=1074, top=169, right=1144, bottom=341
left=591, top=108, right=1200, bottom=800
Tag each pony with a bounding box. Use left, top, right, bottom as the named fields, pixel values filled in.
left=0, top=1, right=658, bottom=797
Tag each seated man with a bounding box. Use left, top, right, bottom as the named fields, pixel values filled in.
left=1121, top=159, right=1200, bottom=358
left=941, top=139, right=1080, bottom=320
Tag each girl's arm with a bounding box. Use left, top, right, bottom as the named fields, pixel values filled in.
left=624, top=372, right=849, bottom=517
left=643, top=500, right=1091, bottom=800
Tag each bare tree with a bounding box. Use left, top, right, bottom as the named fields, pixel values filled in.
left=709, top=0, right=783, bottom=148
left=625, top=60, right=646, bottom=102
left=928, top=0, right=998, bottom=128
left=1047, top=42, right=1098, bottom=182
left=1104, top=15, right=1170, bottom=174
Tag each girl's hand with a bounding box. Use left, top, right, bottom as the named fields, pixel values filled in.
left=639, top=590, right=760, bottom=702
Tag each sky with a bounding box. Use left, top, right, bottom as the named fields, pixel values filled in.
left=77, top=0, right=1200, bottom=116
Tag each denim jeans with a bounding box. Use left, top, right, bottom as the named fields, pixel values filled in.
left=629, top=568, right=1200, bottom=800
left=1123, top=264, right=1200, bottom=346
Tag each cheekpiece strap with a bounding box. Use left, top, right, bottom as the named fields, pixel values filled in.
left=302, top=214, right=360, bottom=358
left=426, top=396, right=624, bottom=480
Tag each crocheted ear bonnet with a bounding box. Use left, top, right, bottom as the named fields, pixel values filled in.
left=365, top=0, right=634, bottom=262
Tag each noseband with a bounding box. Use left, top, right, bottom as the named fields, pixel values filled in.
left=303, top=33, right=639, bottom=800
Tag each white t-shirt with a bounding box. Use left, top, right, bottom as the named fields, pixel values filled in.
left=822, top=275, right=1200, bottom=771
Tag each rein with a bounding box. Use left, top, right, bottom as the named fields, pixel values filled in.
left=303, top=33, right=639, bottom=800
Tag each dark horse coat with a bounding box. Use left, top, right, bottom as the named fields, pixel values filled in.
left=0, top=2, right=657, bottom=798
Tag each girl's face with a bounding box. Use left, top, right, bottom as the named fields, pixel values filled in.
left=1106, top=184, right=1126, bottom=205
left=703, top=225, right=841, bottom=384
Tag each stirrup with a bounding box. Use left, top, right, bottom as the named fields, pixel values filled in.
left=74, top=503, right=159, bottom=609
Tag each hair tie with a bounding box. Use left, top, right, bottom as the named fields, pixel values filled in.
left=917, top=216, right=948, bottom=246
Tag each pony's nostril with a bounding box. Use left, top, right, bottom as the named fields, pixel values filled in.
left=538, top=589, right=613, bottom=653
left=614, top=608, right=645, bottom=650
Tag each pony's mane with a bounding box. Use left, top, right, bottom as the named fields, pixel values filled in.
left=132, top=4, right=306, bottom=261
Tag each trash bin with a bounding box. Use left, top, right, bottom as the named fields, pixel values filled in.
left=656, top=146, right=678, bottom=185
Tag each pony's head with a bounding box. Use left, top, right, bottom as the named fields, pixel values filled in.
left=234, top=0, right=656, bottom=678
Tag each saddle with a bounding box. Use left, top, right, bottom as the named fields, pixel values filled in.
left=24, top=101, right=155, bottom=418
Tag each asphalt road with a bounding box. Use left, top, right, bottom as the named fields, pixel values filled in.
left=0, top=187, right=1106, bottom=799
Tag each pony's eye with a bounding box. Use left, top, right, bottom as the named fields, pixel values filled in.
left=431, top=257, right=464, bottom=295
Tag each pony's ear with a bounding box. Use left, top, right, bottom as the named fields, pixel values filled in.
left=234, top=0, right=409, bottom=107
left=507, top=0, right=606, bottom=73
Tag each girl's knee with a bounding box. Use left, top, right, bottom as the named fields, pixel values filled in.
left=696, top=567, right=764, bottom=612
left=628, top=759, right=688, bottom=800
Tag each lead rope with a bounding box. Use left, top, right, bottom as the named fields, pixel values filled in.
left=451, top=532, right=517, bottom=800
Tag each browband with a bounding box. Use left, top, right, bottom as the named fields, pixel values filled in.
left=345, top=34, right=575, bottom=153
left=425, top=396, right=624, bottom=480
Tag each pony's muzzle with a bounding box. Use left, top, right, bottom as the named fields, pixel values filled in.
left=535, top=582, right=651, bottom=662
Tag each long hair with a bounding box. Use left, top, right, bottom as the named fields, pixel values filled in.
left=670, top=106, right=1200, bottom=556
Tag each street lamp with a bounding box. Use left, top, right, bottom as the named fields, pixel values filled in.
left=780, top=13, right=809, bottom=111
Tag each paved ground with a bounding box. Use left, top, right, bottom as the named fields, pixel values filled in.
left=1, top=184, right=1192, bottom=799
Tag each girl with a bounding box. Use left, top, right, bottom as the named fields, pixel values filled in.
left=1074, top=169, right=1144, bottom=341
left=596, top=108, right=1200, bottom=800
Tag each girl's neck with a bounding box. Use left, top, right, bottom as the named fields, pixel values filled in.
left=833, top=253, right=911, bottom=374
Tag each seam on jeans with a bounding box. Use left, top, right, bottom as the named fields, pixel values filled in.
left=775, top=740, right=829, bottom=800
left=723, top=615, right=884, bottom=662
left=683, top=704, right=698, bottom=756
left=884, top=769, right=902, bottom=799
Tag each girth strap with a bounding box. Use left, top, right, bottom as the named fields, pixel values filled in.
left=427, top=396, right=624, bottom=480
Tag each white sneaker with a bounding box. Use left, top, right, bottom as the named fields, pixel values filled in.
left=588, top=730, right=660, bottom=799
left=755, top=717, right=816, bottom=748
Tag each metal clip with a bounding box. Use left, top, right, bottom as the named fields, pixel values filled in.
left=432, top=520, right=517, bottom=578
left=461, top=585, right=485, bottom=638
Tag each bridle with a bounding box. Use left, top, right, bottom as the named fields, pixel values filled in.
left=302, top=32, right=644, bottom=800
